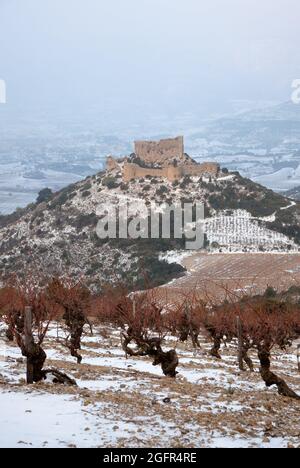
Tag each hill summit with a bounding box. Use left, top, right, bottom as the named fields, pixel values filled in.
left=0, top=137, right=300, bottom=291
left=107, top=136, right=220, bottom=183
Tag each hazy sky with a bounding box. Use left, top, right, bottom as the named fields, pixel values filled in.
left=1, top=0, right=300, bottom=118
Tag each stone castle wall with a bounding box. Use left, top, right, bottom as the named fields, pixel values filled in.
left=183, top=162, right=220, bottom=178
left=123, top=163, right=181, bottom=183
left=106, top=156, right=118, bottom=171
left=106, top=136, right=220, bottom=183
left=134, top=136, right=184, bottom=164
left=123, top=161, right=220, bottom=183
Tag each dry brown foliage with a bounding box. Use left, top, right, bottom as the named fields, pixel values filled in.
left=0, top=277, right=299, bottom=398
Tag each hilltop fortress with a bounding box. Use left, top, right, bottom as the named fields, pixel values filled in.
left=107, top=136, right=220, bottom=183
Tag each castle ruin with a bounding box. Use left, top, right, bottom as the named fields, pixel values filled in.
left=107, top=136, right=220, bottom=183
left=134, top=136, right=184, bottom=165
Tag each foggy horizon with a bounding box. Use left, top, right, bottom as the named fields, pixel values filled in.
left=1, top=0, right=300, bottom=123
left=1, top=0, right=300, bottom=216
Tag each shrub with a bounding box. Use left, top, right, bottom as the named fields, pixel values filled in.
left=72, top=213, right=98, bottom=230
left=81, top=182, right=92, bottom=191
left=156, top=185, right=168, bottom=196
left=180, top=176, right=192, bottom=189
left=102, top=177, right=119, bottom=189
left=37, top=188, right=53, bottom=204
left=120, top=183, right=129, bottom=191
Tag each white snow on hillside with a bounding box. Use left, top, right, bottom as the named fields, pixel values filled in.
left=254, top=165, right=300, bottom=192
left=0, top=324, right=299, bottom=448
left=205, top=210, right=297, bottom=251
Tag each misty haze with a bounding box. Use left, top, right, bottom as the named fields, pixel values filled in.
left=0, top=0, right=300, bottom=213
left=1, top=0, right=300, bottom=451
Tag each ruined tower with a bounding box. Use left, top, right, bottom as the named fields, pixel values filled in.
left=134, top=136, right=184, bottom=165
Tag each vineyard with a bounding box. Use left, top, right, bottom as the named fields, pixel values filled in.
left=0, top=277, right=300, bottom=448
left=162, top=252, right=300, bottom=303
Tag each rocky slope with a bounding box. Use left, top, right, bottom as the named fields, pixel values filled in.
left=0, top=165, right=299, bottom=291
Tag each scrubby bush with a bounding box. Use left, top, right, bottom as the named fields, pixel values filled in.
left=180, top=176, right=192, bottom=189
left=156, top=185, right=169, bottom=196
left=72, top=213, right=98, bottom=230
left=102, top=177, right=119, bottom=189
left=120, top=182, right=129, bottom=191
left=37, top=188, right=53, bottom=204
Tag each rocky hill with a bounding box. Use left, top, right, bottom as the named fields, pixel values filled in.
left=0, top=165, right=299, bottom=291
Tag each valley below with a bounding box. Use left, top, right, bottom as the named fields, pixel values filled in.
left=1, top=100, right=300, bottom=214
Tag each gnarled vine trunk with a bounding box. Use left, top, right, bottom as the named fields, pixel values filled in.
left=13, top=308, right=77, bottom=386
left=152, top=349, right=179, bottom=378
left=5, top=325, right=14, bottom=342
left=210, top=336, right=222, bottom=359
left=178, top=309, right=201, bottom=349
left=63, top=308, right=86, bottom=364
left=241, top=346, right=254, bottom=372
left=121, top=329, right=179, bottom=378
left=258, top=347, right=300, bottom=400
left=21, top=342, right=47, bottom=383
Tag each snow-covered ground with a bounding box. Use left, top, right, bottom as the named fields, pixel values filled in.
left=205, top=210, right=298, bottom=251
left=0, top=324, right=299, bottom=448
left=253, top=165, right=300, bottom=193
left=159, top=251, right=194, bottom=266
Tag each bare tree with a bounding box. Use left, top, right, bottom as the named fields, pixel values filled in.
left=0, top=279, right=76, bottom=385
left=199, top=296, right=300, bottom=399
left=96, top=289, right=179, bottom=377
left=45, top=279, right=91, bottom=363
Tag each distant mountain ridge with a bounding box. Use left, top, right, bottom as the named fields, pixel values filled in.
left=232, top=101, right=300, bottom=122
